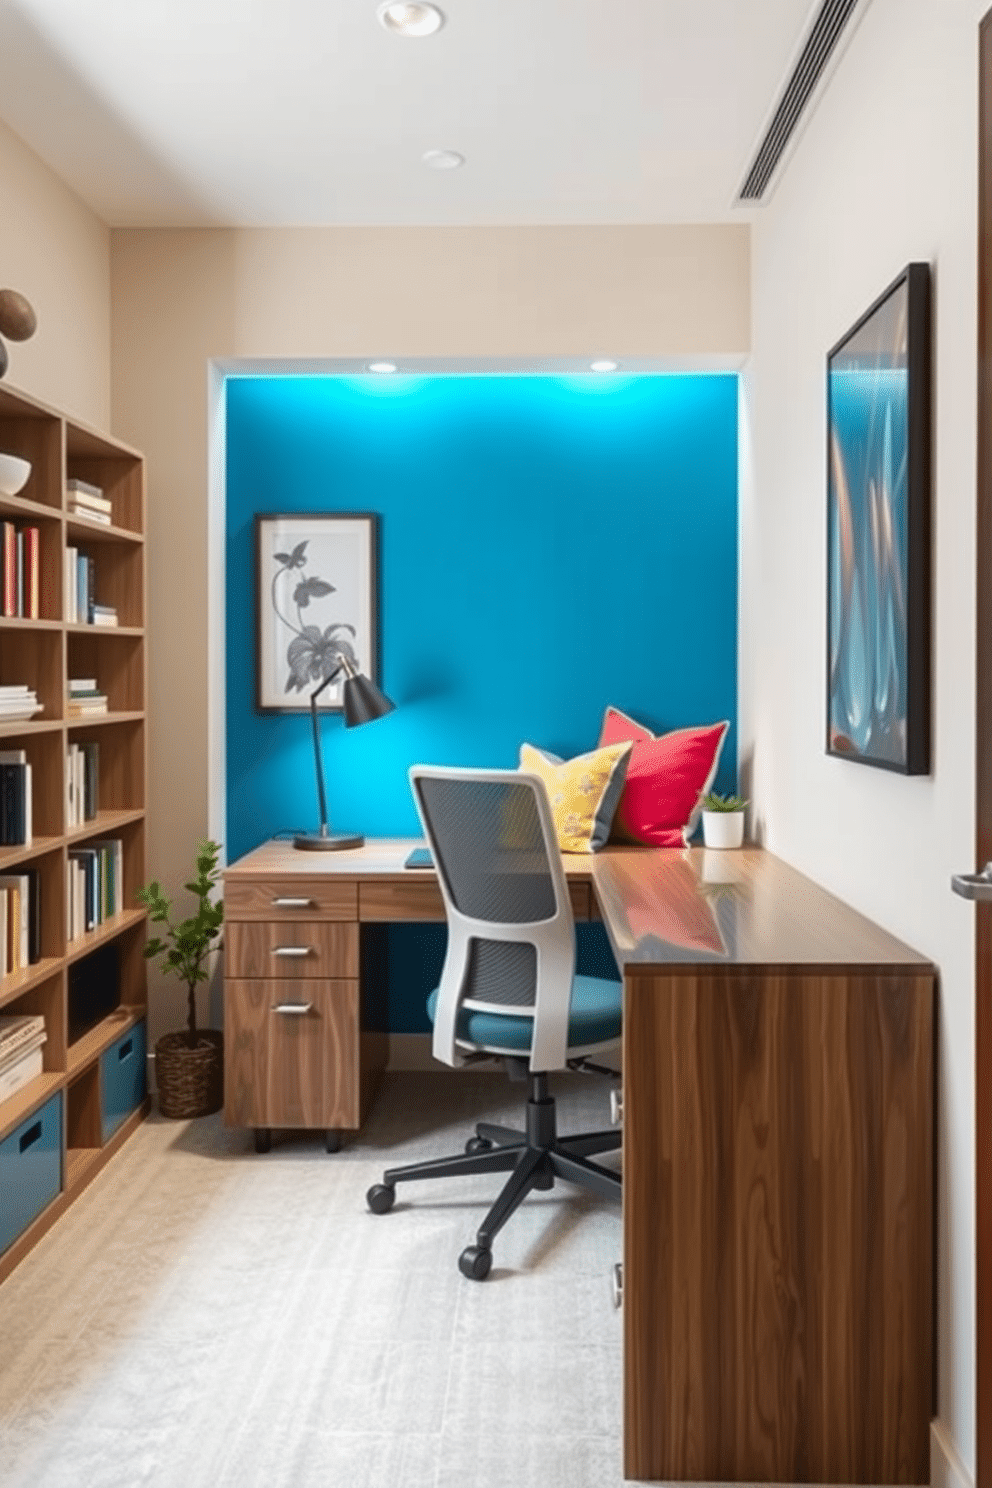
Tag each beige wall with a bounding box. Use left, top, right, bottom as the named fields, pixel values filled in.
left=740, top=0, right=982, bottom=1477
left=109, top=223, right=750, bottom=1033
left=0, top=117, right=110, bottom=428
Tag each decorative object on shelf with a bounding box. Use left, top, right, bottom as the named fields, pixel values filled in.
left=0, top=289, right=37, bottom=383
left=295, top=653, right=395, bottom=851
left=137, top=839, right=225, bottom=1119
left=827, top=261, right=932, bottom=774
left=698, top=791, right=748, bottom=850
left=255, top=512, right=378, bottom=713
left=0, top=453, right=31, bottom=497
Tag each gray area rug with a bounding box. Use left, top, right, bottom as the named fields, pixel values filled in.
left=0, top=1072, right=641, bottom=1488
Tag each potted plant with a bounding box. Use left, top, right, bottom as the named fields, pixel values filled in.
left=699, top=791, right=748, bottom=850
left=137, top=838, right=225, bottom=1119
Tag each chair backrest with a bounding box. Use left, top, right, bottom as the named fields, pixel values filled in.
left=409, top=766, right=576, bottom=1072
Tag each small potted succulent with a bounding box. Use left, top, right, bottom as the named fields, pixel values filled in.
left=698, top=791, right=748, bottom=850
left=137, top=839, right=225, bottom=1119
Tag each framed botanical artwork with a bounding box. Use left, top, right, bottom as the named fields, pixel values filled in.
left=826, top=261, right=932, bottom=774
left=255, top=512, right=378, bottom=712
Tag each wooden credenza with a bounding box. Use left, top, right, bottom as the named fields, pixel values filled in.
left=593, top=847, right=934, bottom=1485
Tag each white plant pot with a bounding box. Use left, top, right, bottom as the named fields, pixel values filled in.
left=701, top=810, right=745, bottom=850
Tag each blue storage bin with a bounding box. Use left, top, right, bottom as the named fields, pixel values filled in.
left=0, top=1093, right=63, bottom=1255
left=100, top=1021, right=146, bottom=1143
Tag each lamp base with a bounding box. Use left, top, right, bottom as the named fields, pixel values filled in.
left=293, top=831, right=364, bottom=852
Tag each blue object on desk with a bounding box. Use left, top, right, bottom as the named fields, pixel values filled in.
left=404, top=846, right=433, bottom=869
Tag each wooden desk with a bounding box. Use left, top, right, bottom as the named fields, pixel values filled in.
left=594, top=846, right=934, bottom=1485
left=223, top=839, right=934, bottom=1485
left=222, top=839, right=593, bottom=1147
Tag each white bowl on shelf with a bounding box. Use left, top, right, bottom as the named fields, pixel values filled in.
left=0, top=453, right=31, bottom=496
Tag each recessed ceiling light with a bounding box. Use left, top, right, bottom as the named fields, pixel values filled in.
left=377, top=3, right=444, bottom=37
left=590, top=360, right=618, bottom=373
left=368, top=361, right=397, bottom=374
left=422, top=149, right=464, bottom=171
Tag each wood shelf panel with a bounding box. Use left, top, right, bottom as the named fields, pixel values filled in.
left=67, top=808, right=144, bottom=844
left=65, top=909, right=146, bottom=971
left=66, top=1003, right=144, bottom=1080
left=65, top=1146, right=100, bottom=1191
left=0, top=957, right=63, bottom=1013
left=0, top=1072, right=63, bottom=1145
left=65, top=516, right=143, bottom=547
left=0, top=835, right=62, bottom=873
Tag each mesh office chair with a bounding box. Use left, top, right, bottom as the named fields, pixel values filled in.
left=366, top=767, right=622, bottom=1280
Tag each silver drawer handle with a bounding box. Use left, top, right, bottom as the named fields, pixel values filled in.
left=273, top=1001, right=313, bottom=1015
left=272, top=897, right=315, bottom=908
left=611, top=1262, right=623, bottom=1309
left=272, top=945, right=313, bottom=958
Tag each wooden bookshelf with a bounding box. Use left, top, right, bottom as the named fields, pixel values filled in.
left=0, top=381, right=149, bottom=1287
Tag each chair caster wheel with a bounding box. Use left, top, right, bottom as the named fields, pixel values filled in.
left=465, top=1135, right=492, bottom=1155
left=254, top=1128, right=271, bottom=1153
left=366, top=1183, right=395, bottom=1215
left=326, top=1129, right=342, bottom=1154
left=459, top=1245, right=492, bottom=1281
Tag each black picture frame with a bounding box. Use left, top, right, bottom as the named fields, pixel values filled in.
left=255, top=511, right=379, bottom=713
left=825, top=262, right=932, bottom=774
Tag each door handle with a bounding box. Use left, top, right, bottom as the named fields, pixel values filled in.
left=951, top=863, right=992, bottom=900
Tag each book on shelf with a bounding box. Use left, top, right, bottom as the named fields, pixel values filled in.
left=0, top=759, right=31, bottom=845
left=0, top=689, right=42, bottom=723
left=0, top=1024, right=45, bottom=1071
left=67, top=839, right=120, bottom=940
left=1, top=522, right=40, bottom=620
left=0, top=1012, right=44, bottom=1057
left=90, top=605, right=118, bottom=628
left=67, top=679, right=108, bottom=717
left=66, top=741, right=99, bottom=826
left=0, top=873, right=35, bottom=971
left=66, top=477, right=106, bottom=504
left=70, top=505, right=112, bottom=526
left=89, top=838, right=123, bottom=920
left=0, top=1045, right=44, bottom=1103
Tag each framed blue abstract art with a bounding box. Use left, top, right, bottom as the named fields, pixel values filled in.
left=826, top=262, right=932, bottom=774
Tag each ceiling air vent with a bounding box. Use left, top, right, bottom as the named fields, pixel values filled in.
left=737, top=0, right=863, bottom=203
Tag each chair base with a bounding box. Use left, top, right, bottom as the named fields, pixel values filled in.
left=366, top=1072, right=621, bottom=1277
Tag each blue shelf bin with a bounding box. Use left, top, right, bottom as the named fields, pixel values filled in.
left=100, top=1021, right=146, bottom=1144
left=0, top=1092, right=63, bottom=1255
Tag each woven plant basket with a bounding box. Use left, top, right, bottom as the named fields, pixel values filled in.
left=155, top=1029, right=224, bottom=1119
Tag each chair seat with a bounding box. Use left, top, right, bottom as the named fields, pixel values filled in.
left=427, top=974, right=622, bottom=1054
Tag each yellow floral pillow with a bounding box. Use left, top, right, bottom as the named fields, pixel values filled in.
left=519, top=740, right=633, bottom=854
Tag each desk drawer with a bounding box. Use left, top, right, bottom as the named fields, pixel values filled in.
left=358, top=879, right=591, bottom=922
left=225, top=921, right=358, bottom=979
left=225, top=878, right=357, bottom=921
left=224, top=978, right=359, bottom=1129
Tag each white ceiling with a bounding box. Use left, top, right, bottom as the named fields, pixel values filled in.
left=0, top=0, right=822, bottom=228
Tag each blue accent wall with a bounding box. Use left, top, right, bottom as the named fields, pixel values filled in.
left=226, top=374, right=738, bottom=1030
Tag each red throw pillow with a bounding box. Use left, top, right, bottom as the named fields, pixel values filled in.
left=598, top=707, right=729, bottom=848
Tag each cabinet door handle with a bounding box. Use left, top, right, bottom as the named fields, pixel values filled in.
left=272, top=945, right=312, bottom=958
left=272, top=897, right=315, bottom=908
left=272, top=1001, right=313, bottom=1015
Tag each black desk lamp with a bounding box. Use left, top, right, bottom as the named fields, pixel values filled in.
left=294, top=654, right=395, bottom=851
